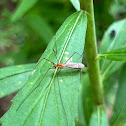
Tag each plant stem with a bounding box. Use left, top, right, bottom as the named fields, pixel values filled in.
left=83, top=0, right=104, bottom=105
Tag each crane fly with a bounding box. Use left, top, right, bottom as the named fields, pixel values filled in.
left=16, top=49, right=85, bottom=126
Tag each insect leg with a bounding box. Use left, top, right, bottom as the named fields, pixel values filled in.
left=57, top=69, right=68, bottom=126
left=16, top=67, right=52, bottom=111
left=80, top=69, right=82, bottom=82
left=33, top=57, right=55, bottom=72
left=65, top=52, right=83, bottom=64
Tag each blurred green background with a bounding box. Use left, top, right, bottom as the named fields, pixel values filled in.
left=0, top=0, right=126, bottom=68
left=0, top=0, right=126, bottom=122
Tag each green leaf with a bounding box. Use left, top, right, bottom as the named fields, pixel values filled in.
left=99, top=19, right=126, bottom=53
left=25, top=14, right=54, bottom=44
left=79, top=74, right=93, bottom=126
left=89, top=107, right=109, bottom=126
left=11, top=0, right=39, bottom=22
left=0, top=64, right=35, bottom=98
left=70, top=0, right=80, bottom=11
left=99, top=19, right=126, bottom=80
left=103, top=70, right=120, bottom=109
left=98, top=47, right=126, bottom=61
left=1, top=11, right=87, bottom=126
left=111, top=64, right=126, bottom=126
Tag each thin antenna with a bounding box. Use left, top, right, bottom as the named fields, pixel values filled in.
left=54, top=34, right=57, bottom=54
left=53, top=49, right=58, bottom=63
left=53, top=34, right=58, bottom=63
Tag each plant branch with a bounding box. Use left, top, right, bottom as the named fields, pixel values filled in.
left=83, top=0, right=104, bottom=105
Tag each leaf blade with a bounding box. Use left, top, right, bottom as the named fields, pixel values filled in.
left=99, top=19, right=126, bottom=80
left=1, top=11, right=87, bottom=126
left=70, top=0, right=80, bottom=11
left=89, top=107, right=109, bottom=126
left=79, top=74, right=93, bottom=126
left=0, top=64, right=35, bottom=98
left=111, top=64, right=126, bottom=126
left=98, top=47, right=126, bottom=61
left=11, top=0, right=39, bottom=22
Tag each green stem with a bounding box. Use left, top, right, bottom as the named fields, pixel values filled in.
left=83, top=0, right=104, bottom=105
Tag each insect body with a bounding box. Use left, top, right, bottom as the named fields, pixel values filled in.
left=110, top=30, right=116, bottom=38
left=16, top=51, right=84, bottom=126
left=16, top=52, right=84, bottom=111
left=53, top=62, right=85, bottom=69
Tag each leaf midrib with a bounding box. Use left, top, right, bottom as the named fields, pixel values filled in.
left=38, top=11, right=84, bottom=126
left=0, top=70, right=32, bottom=82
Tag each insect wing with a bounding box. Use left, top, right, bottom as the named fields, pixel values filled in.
left=65, top=62, right=85, bottom=69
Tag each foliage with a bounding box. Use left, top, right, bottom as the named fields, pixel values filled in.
left=0, top=0, right=126, bottom=126
left=0, top=10, right=87, bottom=126
left=0, top=64, right=35, bottom=98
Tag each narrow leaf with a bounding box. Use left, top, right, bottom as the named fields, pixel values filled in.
left=99, top=19, right=126, bottom=80
left=79, top=74, right=93, bottom=126
left=1, top=11, right=87, bottom=126
left=99, top=19, right=126, bottom=53
left=111, top=64, right=126, bottom=126
left=11, top=0, right=39, bottom=22
left=70, top=0, right=80, bottom=11
left=98, top=47, right=126, bottom=61
left=0, top=64, right=35, bottom=98
left=89, top=107, right=109, bottom=126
